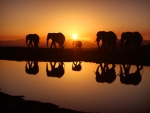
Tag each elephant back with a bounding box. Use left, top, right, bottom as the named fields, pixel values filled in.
left=121, top=32, right=142, bottom=43
left=105, top=31, right=117, bottom=44
left=96, top=31, right=117, bottom=43
left=132, top=32, right=143, bottom=44
left=47, top=32, right=65, bottom=48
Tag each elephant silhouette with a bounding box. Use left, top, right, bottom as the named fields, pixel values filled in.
left=26, top=34, right=39, bottom=48
left=72, top=61, right=82, bottom=71
left=47, top=32, right=65, bottom=49
left=72, top=41, right=82, bottom=50
left=96, top=31, right=117, bottom=51
left=94, top=63, right=116, bottom=83
left=119, top=64, right=143, bottom=85
left=46, top=62, right=65, bottom=78
left=120, top=32, right=143, bottom=52
left=25, top=61, right=39, bottom=75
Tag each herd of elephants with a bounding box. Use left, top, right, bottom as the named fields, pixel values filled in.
left=25, top=61, right=143, bottom=86
left=26, top=31, right=143, bottom=52
left=25, top=31, right=144, bottom=85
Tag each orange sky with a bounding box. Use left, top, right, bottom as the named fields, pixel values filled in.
left=0, top=0, right=150, bottom=41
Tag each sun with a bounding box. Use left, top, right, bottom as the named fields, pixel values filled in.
left=72, top=34, right=78, bottom=40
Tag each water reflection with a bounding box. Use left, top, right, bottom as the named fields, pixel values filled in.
left=25, top=61, right=39, bottom=75
left=46, top=62, right=65, bottom=78
left=1, top=60, right=150, bottom=113
left=119, top=64, right=143, bottom=85
left=72, top=61, right=82, bottom=71
left=94, top=63, right=116, bottom=84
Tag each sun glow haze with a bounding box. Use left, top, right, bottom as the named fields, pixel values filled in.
left=0, top=1, right=150, bottom=41
left=72, top=34, right=78, bottom=40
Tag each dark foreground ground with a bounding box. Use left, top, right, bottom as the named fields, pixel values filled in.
left=0, top=92, right=95, bottom=113
left=0, top=46, right=150, bottom=66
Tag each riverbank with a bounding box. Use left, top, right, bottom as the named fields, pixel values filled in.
left=0, top=47, right=150, bottom=66
left=0, top=91, right=94, bottom=113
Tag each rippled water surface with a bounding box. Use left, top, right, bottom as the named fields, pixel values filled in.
left=0, top=60, right=150, bottom=113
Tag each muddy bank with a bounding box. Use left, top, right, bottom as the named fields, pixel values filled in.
left=0, top=91, right=95, bottom=113
left=0, top=47, right=150, bottom=66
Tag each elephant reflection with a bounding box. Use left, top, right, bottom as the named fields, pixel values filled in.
left=94, top=63, right=116, bottom=83
left=25, top=61, right=39, bottom=75
left=120, top=32, right=143, bottom=52
left=72, top=61, right=82, bottom=71
left=46, top=62, right=65, bottom=78
left=95, top=31, right=117, bottom=51
left=72, top=41, right=82, bottom=50
left=119, top=64, right=143, bottom=85
left=47, top=32, right=65, bottom=49
left=26, top=34, right=39, bottom=48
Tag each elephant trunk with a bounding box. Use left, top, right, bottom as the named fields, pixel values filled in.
left=94, top=65, right=100, bottom=75
left=46, top=63, right=49, bottom=72
left=26, top=38, right=29, bottom=47
left=97, top=41, right=100, bottom=48
left=47, top=39, right=49, bottom=47
left=119, top=65, right=123, bottom=77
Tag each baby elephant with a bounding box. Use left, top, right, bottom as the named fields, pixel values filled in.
left=72, top=41, right=82, bottom=50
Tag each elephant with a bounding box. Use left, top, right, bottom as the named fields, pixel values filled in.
left=119, top=64, right=143, bottom=85
left=46, top=62, right=65, bottom=78
left=72, top=41, right=82, bottom=50
left=96, top=31, right=117, bottom=51
left=47, top=32, right=65, bottom=49
left=26, top=34, right=39, bottom=48
left=94, top=63, right=116, bottom=83
left=72, top=61, right=82, bottom=71
left=120, top=32, right=143, bottom=52
left=25, top=61, right=39, bottom=75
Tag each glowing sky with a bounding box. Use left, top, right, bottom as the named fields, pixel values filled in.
left=0, top=0, right=150, bottom=40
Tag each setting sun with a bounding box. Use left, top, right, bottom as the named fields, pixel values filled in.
left=72, top=34, right=78, bottom=40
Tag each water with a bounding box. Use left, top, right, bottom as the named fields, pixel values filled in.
left=0, top=60, right=150, bottom=113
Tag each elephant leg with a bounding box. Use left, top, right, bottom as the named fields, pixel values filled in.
left=137, top=44, right=141, bottom=52
left=101, top=43, right=104, bottom=51
left=50, top=62, right=56, bottom=70
left=31, top=42, right=34, bottom=48
left=137, top=45, right=140, bottom=52
left=29, top=41, right=32, bottom=47
left=104, top=44, right=107, bottom=51
left=124, top=43, right=128, bottom=52
left=54, top=43, right=57, bottom=48
left=34, top=42, right=38, bottom=48
left=33, top=43, right=35, bottom=48
left=112, top=45, right=116, bottom=52
left=50, top=42, right=54, bottom=48
left=79, top=47, right=81, bottom=50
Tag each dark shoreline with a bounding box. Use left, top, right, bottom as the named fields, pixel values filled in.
left=0, top=47, right=150, bottom=66
left=0, top=91, right=94, bottom=113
